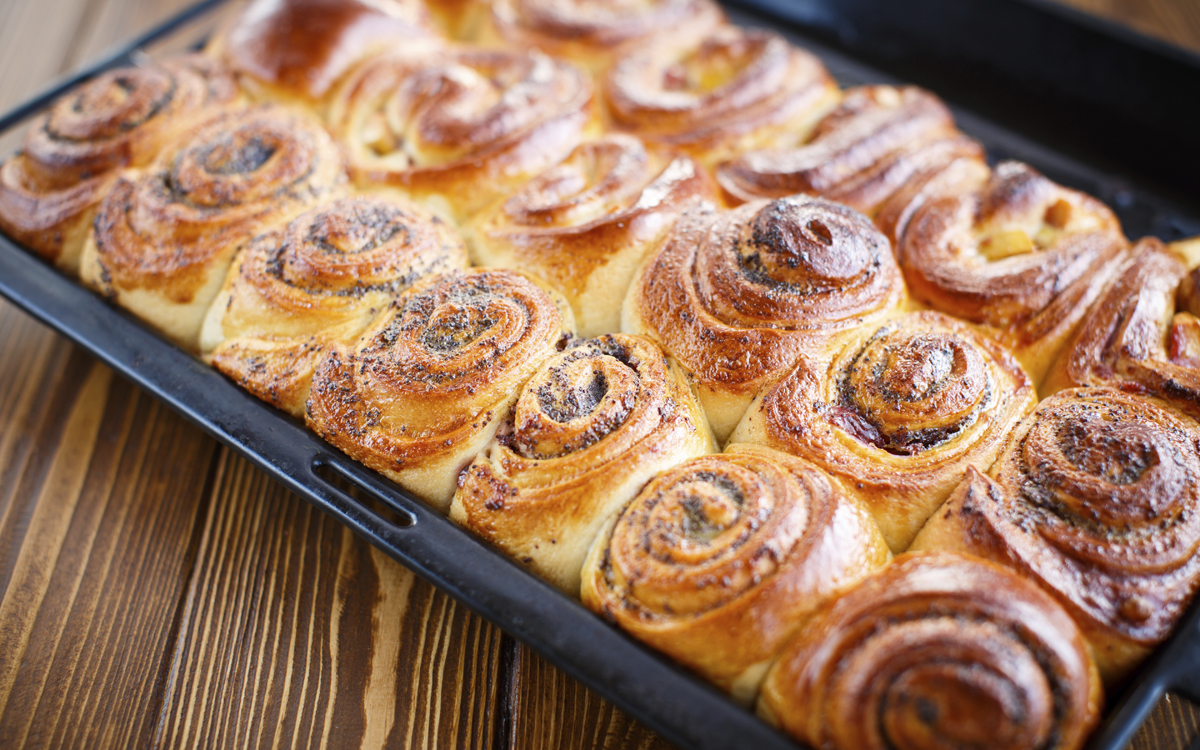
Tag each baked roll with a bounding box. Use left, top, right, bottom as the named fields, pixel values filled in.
left=581, top=444, right=890, bottom=704
left=450, top=333, right=714, bottom=594
left=1043, top=238, right=1200, bottom=419
left=716, top=85, right=985, bottom=216
left=199, top=192, right=469, bottom=415
left=910, top=387, right=1200, bottom=685
left=623, top=195, right=907, bottom=441
left=328, top=47, right=594, bottom=221
left=603, top=26, right=839, bottom=167
left=758, top=552, right=1103, bottom=750
left=305, top=268, right=573, bottom=511
left=79, top=105, right=347, bottom=349
left=482, top=0, right=724, bottom=72
left=0, top=55, right=238, bottom=273
left=217, top=0, right=439, bottom=106
left=469, top=134, right=715, bottom=337
left=729, top=311, right=1036, bottom=552
left=896, top=160, right=1128, bottom=384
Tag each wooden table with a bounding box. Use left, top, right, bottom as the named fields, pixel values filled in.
left=1, top=1, right=1198, bottom=748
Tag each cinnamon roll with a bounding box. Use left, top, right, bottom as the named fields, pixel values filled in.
left=580, top=444, right=890, bottom=704
left=729, top=311, right=1036, bottom=552
left=910, top=387, right=1200, bottom=685
left=482, top=0, right=724, bottom=72
left=603, top=26, right=839, bottom=167
left=79, top=105, right=347, bottom=349
left=896, top=160, right=1128, bottom=384
left=305, top=268, right=573, bottom=510
left=450, top=333, right=714, bottom=594
left=469, top=135, right=716, bottom=337
left=328, top=47, right=593, bottom=221
left=716, top=85, right=985, bottom=217
left=0, top=55, right=238, bottom=273
left=623, top=194, right=907, bottom=441
left=758, top=552, right=1103, bottom=750
left=217, top=0, right=439, bottom=105
left=1043, top=238, right=1200, bottom=420
left=200, top=192, right=469, bottom=415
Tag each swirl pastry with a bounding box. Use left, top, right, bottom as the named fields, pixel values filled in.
left=730, top=311, right=1036, bottom=552
left=759, top=552, right=1102, bottom=750
left=79, top=105, right=347, bottom=349
left=306, top=268, right=573, bottom=510
left=896, top=160, right=1128, bottom=384
left=328, top=47, right=593, bottom=221
left=716, top=85, right=985, bottom=216
left=623, top=195, right=907, bottom=441
left=483, top=0, right=724, bottom=72
left=0, top=55, right=238, bottom=273
left=469, top=135, right=715, bottom=337
left=218, top=0, right=439, bottom=105
left=450, top=333, right=714, bottom=594
left=910, top=387, right=1200, bottom=684
left=603, top=26, right=839, bottom=167
left=580, top=443, right=890, bottom=704
left=1043, top=238, right=1200, bottom=420
left=199, top=192, right=469, bottom=415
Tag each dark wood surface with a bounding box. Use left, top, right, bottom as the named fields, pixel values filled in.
left=0, top=1, right=1197, bottom=748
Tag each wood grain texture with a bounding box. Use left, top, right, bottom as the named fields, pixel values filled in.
left=1054, top=0, right=1200, bottom=54
left=154, top=450, right=509, bottom=750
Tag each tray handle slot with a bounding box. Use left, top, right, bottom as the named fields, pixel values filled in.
left=309, top=455, right=418, bottom=530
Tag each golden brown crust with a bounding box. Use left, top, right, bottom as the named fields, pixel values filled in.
left=730, top=311, right=1036, bottom=552
left=910, top=388, right=1200, bottom=685
left=0, top=55, right=239, bottom=272
left=581, top=443, right=890, bottom=703
left=328, top=46, right=594, bottom=220
left=1043, top=238, right=1200, bottom=420
left=896, top=161, right=1129, bottom=384
left=758, top=551, right=1103, bottom=750
left=305, top=268, right=572, bottom=510
left=449, top=333, right=714, bottom=594
left=603, top=26, right=839, bottom=166
left=79, top=104, right=347, bottom=349
left=716, top=85, right=985, bottom=216
left=220, top=0, right=438, bottom=102
left=485, top=0, right=724, bottom=72
left=623, top=195, right=906, bottom=441
left=202, top=192, right=469, bottom=415
left=470, top=134, right=716, bottom=337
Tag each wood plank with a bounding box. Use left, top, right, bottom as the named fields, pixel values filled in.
left=1053, top=0, right=1200, bottom=54
left=1129, top=693, right=1200, bottom=750
left=153, top=450, right=508, bottom=750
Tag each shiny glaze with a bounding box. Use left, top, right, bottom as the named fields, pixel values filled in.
left=581, top=444, right=890, bottom=703
left=759, top=552, right=1102, bottom=750
left=450, top=333, right=713, bottom=594
left=206, top=193, right=469, bottom=415
left=911, top=388, right=1200, bottom=684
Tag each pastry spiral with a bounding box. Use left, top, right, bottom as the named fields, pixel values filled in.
left=623, top=194, right=907, bottom=441
left=200, top=192, right=469, bottom=415
left=79, top=105, right=347, bottom=349
left=730, top=311, right=1036, bottom=552
left=910, top=387, right=1200, bottom=684
left=716, top=85, right=985, bottom=216
left=0, top=55, right=238, bottom=273
left=219, top=0, right=439, bottom=104
left=305, top=268, right=573, bottom=510
left=581, top=443, right=890, bottom=704
left=1043, top=238, right=1200, bottom=420
left=758, top=552, right=1103, bottom=750
left=469, top=134, right=715, bottom=337
left=328, top=47, right=593, bottom=220
left=896, top=160, right=1128, bottom=384
left=483, top=0, right=724, bottom=72
left=603, top=26, right=839, bottom=166
left=450, top=333, right=714, bottom=594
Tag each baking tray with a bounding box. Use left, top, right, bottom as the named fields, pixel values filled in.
left=2, top=2, right=1199, bottom=749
